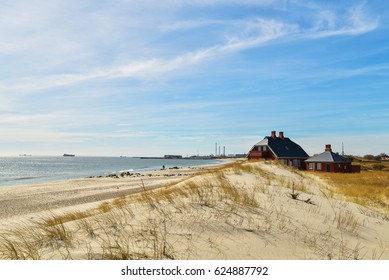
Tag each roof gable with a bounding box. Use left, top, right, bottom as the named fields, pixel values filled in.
left=251, top=136, right=309, bottom=158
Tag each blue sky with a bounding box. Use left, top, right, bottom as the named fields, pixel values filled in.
left=0, top=0, right=388, bottom=157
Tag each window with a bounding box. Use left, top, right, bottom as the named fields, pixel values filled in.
left=317, top=163, right=322, bottom=170
left=309, top=163, right=314, bottom=170
left=263, top=146, right=267, bottom=151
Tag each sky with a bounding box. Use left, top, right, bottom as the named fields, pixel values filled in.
left=0, top=0, right=388, bottom=157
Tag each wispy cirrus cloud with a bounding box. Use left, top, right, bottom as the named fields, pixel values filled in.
left=0, top=127, right=153, bottom=144
left=0, top=19, right=295, bottom=94
left=159, top=19, right=225, bottom=32
left=0, top=2, right=379, bottom=95
left=304, top=4, right=378, bottom=38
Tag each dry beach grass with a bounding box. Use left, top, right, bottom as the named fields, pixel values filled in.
left=0, top=159, right=388, bottom=260
left=317, top=170, right=389, bottom=213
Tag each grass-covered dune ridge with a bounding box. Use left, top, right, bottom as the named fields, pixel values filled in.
left=0, top=160, right=388, bottom=260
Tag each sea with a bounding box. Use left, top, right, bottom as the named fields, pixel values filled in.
left=0, top=156, right=221, bottom=187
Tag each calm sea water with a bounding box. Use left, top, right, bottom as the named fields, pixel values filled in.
left=0, top=156, right=221, bottom=187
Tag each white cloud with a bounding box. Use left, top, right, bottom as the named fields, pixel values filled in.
left=0, top=1, right=379, bottom=96
left=305, top=3, right=378, bottom=38
left=0, top=128, right=88, bottom=143
left=159, top=19, right=225, bottom=32
left=223, top=18, right=297, bottom=51
left=0, top=126, right=154, bottom=145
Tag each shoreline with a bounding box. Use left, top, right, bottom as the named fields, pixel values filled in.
left=0, top=157, right=229, bottom=188
left=0, top=159, right=234, bottom=225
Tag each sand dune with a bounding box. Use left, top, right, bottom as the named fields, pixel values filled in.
left=0, top=160, right=388, bottom=260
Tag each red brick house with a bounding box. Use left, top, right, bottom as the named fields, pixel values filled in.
left=247, top=131, right=309, bottom=169
left=305, top=144, right=360, bottom=173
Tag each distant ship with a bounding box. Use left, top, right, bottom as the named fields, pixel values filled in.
left=63, top=154, right=75, bottom=157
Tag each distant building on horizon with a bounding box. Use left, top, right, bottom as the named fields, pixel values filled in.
left=247, top=131, right=309, bottom=169
left=164, top=155, right=183, bottom=159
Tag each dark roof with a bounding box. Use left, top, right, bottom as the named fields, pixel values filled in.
left=251, top=136, right=309, bottom=159
left=305, top=151, right=352, bottom=163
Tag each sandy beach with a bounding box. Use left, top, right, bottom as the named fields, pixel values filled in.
left=0, top=162, right=222, bottom=225
left=0, top=159, right=388, bottom=260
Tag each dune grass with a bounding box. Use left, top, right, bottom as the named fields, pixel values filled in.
left=0, top=159, right=387, bottom=260
left=0, top=160, right=269, bottom=260
left=317, top=170, right=389, bottom=213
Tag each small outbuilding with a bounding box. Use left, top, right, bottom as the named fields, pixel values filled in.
left=247, top=131, right=309, bottom=169
left=305, top=144, right=360, bottom=173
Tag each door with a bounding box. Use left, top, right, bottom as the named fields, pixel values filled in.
left=326, top=164, right=331, bottom=172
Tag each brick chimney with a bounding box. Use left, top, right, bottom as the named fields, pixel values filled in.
left=325, top=144, right=332, bottom=152
left=279, top=131, right=284, bottom=139
left=271, top=131, right=276, bottom=139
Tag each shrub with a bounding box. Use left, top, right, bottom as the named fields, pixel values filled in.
left=363, top=155, right=375, bottom=160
